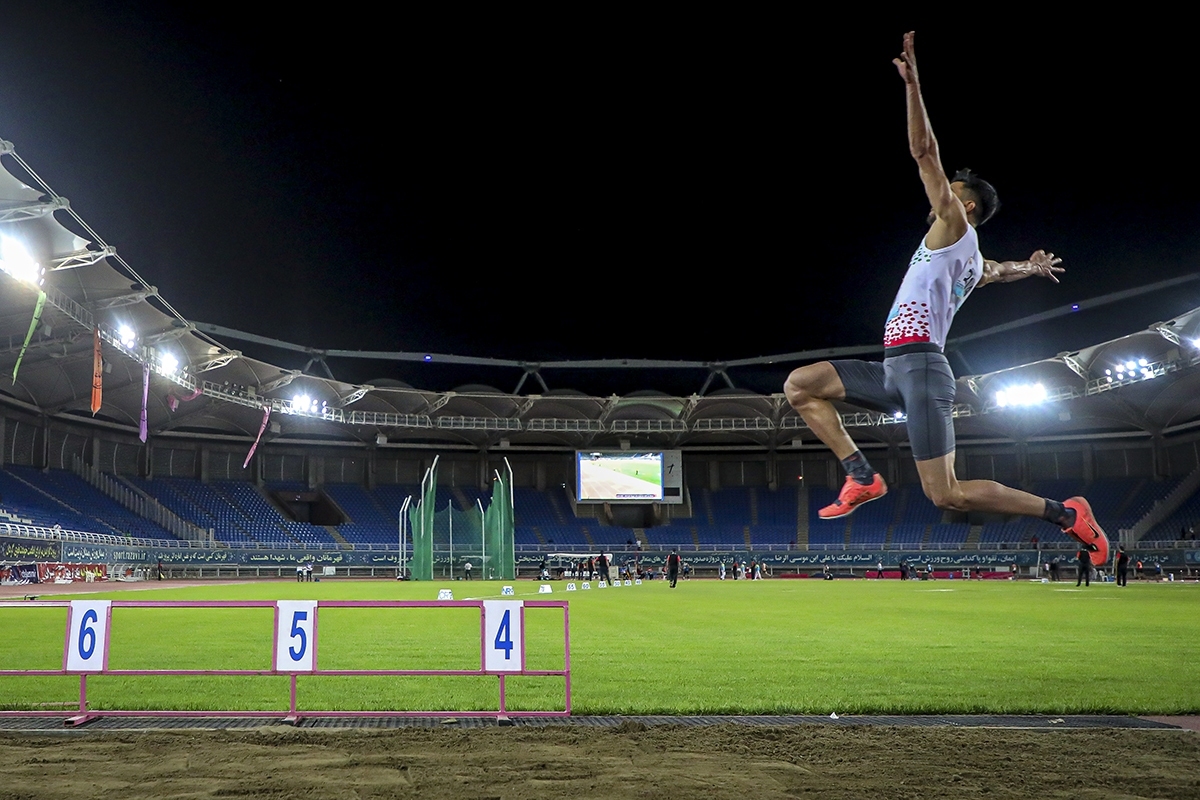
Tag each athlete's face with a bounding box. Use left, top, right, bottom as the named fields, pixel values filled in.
left=927, top=181, right=975, bottom=226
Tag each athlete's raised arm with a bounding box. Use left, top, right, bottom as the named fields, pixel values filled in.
left=894, top=31, right=967, bottom=249
left=979, top=251, right=1065, bottom=286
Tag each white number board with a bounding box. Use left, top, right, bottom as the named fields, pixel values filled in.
left=274, top=600, right=318, bottom=672
left=65, top=600, right=112, bottom=672
left=483, top=600, right=524, bottom=672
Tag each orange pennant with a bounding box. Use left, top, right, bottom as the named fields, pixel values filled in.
left=90, top=327, right=102, bottom=415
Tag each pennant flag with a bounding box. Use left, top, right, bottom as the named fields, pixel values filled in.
left=90, top=327, right=103, bottom=415
left=166, top=387, right=203, bottom=412
left=243, top=406, right=271, bottom=469
left=11, top=290, right=47, bottom=384
left=139, top=362, right=150, bottom=443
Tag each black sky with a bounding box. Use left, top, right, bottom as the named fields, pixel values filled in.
left=2, top=7, right=1198, bottom=395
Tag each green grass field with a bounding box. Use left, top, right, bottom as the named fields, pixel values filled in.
left=2, top=577, right=1198, bottom=715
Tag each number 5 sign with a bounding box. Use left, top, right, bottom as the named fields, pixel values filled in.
left=64, top=601, right=112, bottom=672
left=483, top=600, right=524, bottom=672
left=274, top=601, right=318, bottom=672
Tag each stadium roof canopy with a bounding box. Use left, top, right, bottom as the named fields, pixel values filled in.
left=3, top=139, right=1200, bottom=453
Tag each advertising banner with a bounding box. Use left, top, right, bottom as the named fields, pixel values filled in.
left=36, top=563, right=108, bottom=583
left=0, top=563, right=40, bottom=583
left=0, top=537, right=61, bottom=563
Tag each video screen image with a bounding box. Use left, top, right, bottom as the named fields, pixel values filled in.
left=577, top=451, right=663, bottom=501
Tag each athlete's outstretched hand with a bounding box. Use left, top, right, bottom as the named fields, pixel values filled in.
left=893, top=31, right=918, bottom=84
left=1029, top=250, right=1064, bottom=283
left=981, top=251, right=1066, bottom=287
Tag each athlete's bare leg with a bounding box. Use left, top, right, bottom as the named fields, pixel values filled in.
left=783, top=363, right=858, bottom=460
left=914, top=451, right=1045, bottom=517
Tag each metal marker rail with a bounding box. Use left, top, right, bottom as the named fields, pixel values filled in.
left=0, top=599, right=571, bottom=726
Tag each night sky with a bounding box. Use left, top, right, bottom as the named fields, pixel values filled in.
left=3, top=8, right=1198, bottom=395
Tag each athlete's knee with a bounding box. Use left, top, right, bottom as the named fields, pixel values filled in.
left=925, top=485, right=970, bottom=512
left=784, top=363, right=838, bottom=407
left=783, top=369, right=810, bottom=405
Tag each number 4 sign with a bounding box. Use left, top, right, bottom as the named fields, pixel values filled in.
left=274, top=600, right=318, bottom=672
left=483, top=600, right=524, bottom=672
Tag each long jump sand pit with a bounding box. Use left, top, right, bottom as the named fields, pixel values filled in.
left=1, top=723, right=1198, bottom=799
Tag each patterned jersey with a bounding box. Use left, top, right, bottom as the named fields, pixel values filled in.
left=883, top=226, right=982, bottom=349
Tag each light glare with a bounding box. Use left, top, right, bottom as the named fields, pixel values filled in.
left=995, top=383, right=1047, bottom=408
left=0, top=236, right=44, bottom=287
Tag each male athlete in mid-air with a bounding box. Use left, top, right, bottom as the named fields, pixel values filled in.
left=783, top=31, right=1109, bottom=565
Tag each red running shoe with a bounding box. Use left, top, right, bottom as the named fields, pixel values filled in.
left=819, top=474, right=888, bottom=519
left=1062, top=496, right=1110, bottom=566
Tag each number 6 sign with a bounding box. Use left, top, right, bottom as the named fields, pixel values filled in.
left=64, top=601, right=112, bottom=672
left=274, top=601, right=318, bottom=672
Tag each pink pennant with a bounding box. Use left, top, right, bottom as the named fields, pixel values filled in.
left=139, top=362, right=150, bottom=442
left=243, top=406, right=271, bottom=469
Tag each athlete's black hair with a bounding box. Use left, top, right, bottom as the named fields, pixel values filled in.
left=952, top=168, right=1000, bottom=226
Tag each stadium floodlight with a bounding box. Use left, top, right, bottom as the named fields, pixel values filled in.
left=994, top=383, right=1047, bottom=408
left=158, top=351, right=179, bottom=376
left=292, top=393, right=319, bottom=413
left=117, top=324, right=137, bottom=348
left=1125, top=360, right=1137, bottom=371
left=0, top=235, right=44, bottom=287
left=893, top=411, right=906, bottom=421
left=1138, top=358, right=1148, bottom=367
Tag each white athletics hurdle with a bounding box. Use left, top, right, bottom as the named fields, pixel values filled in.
left=0, top=599, right=571, bottom=725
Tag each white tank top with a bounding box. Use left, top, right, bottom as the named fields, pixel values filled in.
left=883, top=226, right=982, bottom=350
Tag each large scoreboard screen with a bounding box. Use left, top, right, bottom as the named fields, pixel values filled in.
left=576, top=451, right=664, bottom=502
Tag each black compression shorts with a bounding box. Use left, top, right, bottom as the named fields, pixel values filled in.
left=830, top=351, right=957, bottom=461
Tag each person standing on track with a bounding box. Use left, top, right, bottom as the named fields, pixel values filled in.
left=597, top=552, right=611, bottom=584
left=783, top=31, right=1109, bottom=567
left=666, top=549, right=681, bottom=588
left=1076, top=548, right=1091, bottom=587
left=1116, top=547, right=1129, bottom=587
